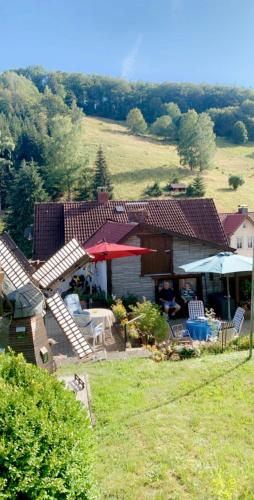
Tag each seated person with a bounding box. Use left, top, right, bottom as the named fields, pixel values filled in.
left=180, top=282, right=196, bottom=304
left=158, top=281, right=181, bottom=317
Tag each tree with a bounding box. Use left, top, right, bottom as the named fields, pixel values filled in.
left=240, top=99, right=254, bottom=117
left=0, top=351, right=95, bottom=499
left=186, top=174, right=206, bottom=197
left=232, top=120, right=248, bottom=144
left=177, top=111, right=216, bottom=171
left=126, top=108, right=147, bottom=134
left=92, top=146, right=113, bottom=199
left=75, top=160, right=94, bottom=201
left=150, top=115, right=176, bottom=140
left=0, top=129, right=15, bottom=211
left=228, top=175, right=244, bottom=190
left=5, top=160, right=48, bottom=255
left=162, top=102, right=181, bottom=120
left=144, top=181, right=162, bottom=197
left=45, top=115, right=87, bottom=200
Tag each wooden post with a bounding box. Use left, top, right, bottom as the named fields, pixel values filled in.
left=249, top=246, right=254, bottom=358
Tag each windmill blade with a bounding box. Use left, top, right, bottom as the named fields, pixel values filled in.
left=32, top=238, right=93, bottom=290
left=46, top=293, right=93, bottom=359
left=0, top=236, right=31, bottom=289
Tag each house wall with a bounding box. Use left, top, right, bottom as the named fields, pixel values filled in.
left=111, top=235, right=223, bottom=301
left=229, top=219, right=254, bottom=257
left=173, top=238, right=223, bottom=297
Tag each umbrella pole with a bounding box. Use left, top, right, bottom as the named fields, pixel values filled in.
left=249, top=247, right=254, bottom=358
left=227, top=276, right=231, bottom=321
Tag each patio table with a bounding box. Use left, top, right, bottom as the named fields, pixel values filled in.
left=88, top=308, right=115, bottom=338
left=186, top=319, right=211, bottom=341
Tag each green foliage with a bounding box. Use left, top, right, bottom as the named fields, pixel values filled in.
left=177, top=110, right=216, bottom=171
left=228, top=174, right=244, bottom=190
left=5, top=160, right=48, bottom=255
left=0, top=128, right=15, bottom=210
left=229, top=335, right=254, bottom=351
left=45, top=114, right=88, bottom=200
left=126, top=108, right=147, bottom=134
left=162, top=102, right=181, bottom=120
left=121, top=293, right=138, bottom=310
left=240, top=99, right=254, bottom=117
left=75, top=160, right=94, bottom=201
left=130, top=300, right=168, bottom=344
left=0, top=351, right=95, bottom=499
left=150, top=115, right=176, bottom=140
left=173, top=344, right=201, bottom=359
left=144, top=181, right=162, bottom=197
left=199, top=342, right=225, bottom=355
left=111, top=299, right=127, bottom=323
left=186, top=174, right=206, bottom=197
left=232, top=120, right=248, bottom=144
left=92, top=146, right=113, bottom=199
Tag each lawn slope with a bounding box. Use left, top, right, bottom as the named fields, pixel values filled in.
left=59, top=352, right=254, bottom=499
left=83, top=116, right=254, bottom=211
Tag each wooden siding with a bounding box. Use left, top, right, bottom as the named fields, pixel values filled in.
left=9, top=316, right=54, bottom=373
left=111, top=235, right=223, bottom=300
left=112, top=235, right=154, bottom=301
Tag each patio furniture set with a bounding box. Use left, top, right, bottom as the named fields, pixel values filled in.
left=170, top=300, right=245, bottom=346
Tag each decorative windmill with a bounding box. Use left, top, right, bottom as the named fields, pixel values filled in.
left=0, top=233, right=94, bottom=373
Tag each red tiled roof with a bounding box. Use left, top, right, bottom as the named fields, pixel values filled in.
left=34, top=198, right=229, bottom=260
left=220, top=212, right=254, bottom=237
left=83, top=221, right=138, bottom=248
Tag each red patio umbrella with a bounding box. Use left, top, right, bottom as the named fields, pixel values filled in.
left=85, top=241, right=156, bottom=262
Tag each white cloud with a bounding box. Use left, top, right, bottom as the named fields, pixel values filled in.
left=121, top=34, right=143, bottom=79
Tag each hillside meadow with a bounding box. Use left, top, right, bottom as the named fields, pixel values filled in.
left=83, top=116, right=254, bottom=212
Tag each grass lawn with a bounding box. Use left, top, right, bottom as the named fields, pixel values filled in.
left=58, top=351, right=254, bottom=499
left=83, top=116, right=254, bottom=211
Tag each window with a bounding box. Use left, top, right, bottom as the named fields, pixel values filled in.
left=40, top=347, right=49, bottom=364
left=248, top=236, right=254, bottom=248
left=237, top=237, right=243, bottom=249
left=141, top=234, right=173, bottom=275
left=242, top=223, right=246, bottom=229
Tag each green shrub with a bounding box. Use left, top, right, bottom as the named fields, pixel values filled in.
left=200, top=341, right=225, bottom=355
left=130, top=300, right=168, bottom=344
left=229, top=335, right=254, bottom=351
left=174, top=345, right=200, bottom=359
left=0, top=351, right=96, bottom=499
left=121, top=293, right=138, bottom=310
left=144, top=182, right=162, bottom=197
left=111, top=299, right=127, bottom=323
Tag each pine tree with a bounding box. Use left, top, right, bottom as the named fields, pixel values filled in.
left=92, top=146, right=113, bottom=199
left=5, top=160, right=48, bottom=256
left=186, top=174, right=206, bottom=197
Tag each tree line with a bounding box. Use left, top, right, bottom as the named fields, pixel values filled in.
left=14, top=66, right=254, bottom=141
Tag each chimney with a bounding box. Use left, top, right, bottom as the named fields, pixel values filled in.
left=128, top=209, right=149, bottom=223
left=97, top=187, right=109, bottom=204
left=238, top=205, right=248, bottom=214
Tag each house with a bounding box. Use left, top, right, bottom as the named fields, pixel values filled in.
left=220, top=205, right=254, bottom=257
left=169, top=183, right=187, bottom=194
left=33, top=190, right=229, bottom=303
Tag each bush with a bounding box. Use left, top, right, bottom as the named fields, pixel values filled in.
left=200, top=341, right=225, bottom=355
left=144, top=181, right=162, bottom=197
left=111, top=299, right=127, bottom=323
left=229, top=335, right=254, bottom=351
left=0, top=351, right=95, bottom=499
left=173, top=345, right=200, bottom=359
left=186, top=175, right=206, bottom=197
left=228, top=175, right=244, bottom=190
left=130, top=300, right=168, bottom=344
left=121, top=293, right=138, bottom=310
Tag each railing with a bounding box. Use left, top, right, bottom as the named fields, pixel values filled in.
left=74, top=373, right=85, bottom=390
left=124, top=314, right=144, bottom=346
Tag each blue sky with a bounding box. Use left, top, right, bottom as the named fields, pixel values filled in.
left=0, top=0, right=254, bottom=87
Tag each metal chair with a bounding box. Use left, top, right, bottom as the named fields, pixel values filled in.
left=170, top=323, right=193, bottom=345
left=188, top=300, right=205, bottom=319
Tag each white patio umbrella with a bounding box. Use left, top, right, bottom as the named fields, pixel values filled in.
left=179, top=252, right=253, bottom=320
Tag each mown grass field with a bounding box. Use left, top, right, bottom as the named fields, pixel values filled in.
left=58, top=352, right=254, bottom=499
left=83, top=116, right=254, bottom=212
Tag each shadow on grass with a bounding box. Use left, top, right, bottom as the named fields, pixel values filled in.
left=216, top=187, right=232, bottom=192
left=112, top=165, right=190, bottom=184
left=127, top=355, right=249, bottom=419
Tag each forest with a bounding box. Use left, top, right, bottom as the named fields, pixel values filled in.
left=0, top=66, right=254, bottom=252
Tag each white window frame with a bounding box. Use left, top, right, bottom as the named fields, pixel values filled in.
left=236, top=237, right=243, bottom=249
left=248, top=236, right=254, bottom=248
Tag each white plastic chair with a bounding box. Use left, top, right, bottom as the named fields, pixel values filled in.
left=82, top=321, right=104, bottom=347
